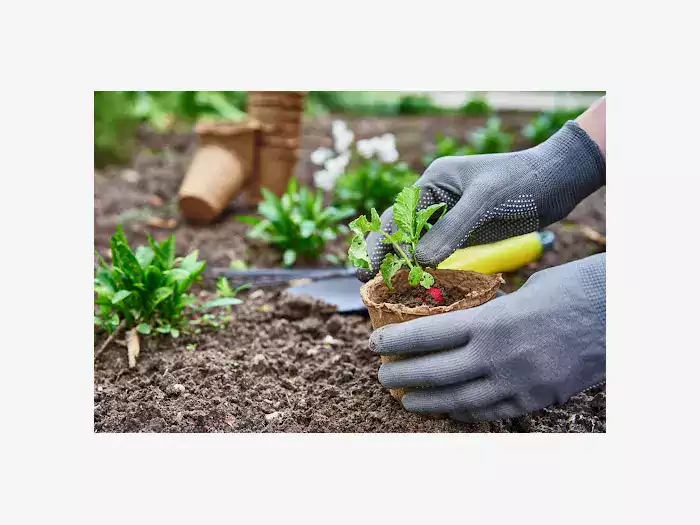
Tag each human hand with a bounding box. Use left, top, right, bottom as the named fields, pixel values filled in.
left=368, top=254, right=606, bottom=421
left=357, top=120, right=605, bottom=282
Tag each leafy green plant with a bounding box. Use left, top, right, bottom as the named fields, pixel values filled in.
left=216, top=277, right=251, bottom=299
left=397, top=94, right=443, bottom=115
left=237, top=178, right=354, bottom=267
left=523, top=107, right=587, bottom=144
left=459, top=96, right=493, bottom=116
left=94, top=91, right=142, bottom=168
left=333, top=160, right=419, bottom=217
left=348, top=186, right=447, bottom=291
left=423, top=133, right=474, bottom=167
left=94, top=226, right=242, bottom=338
left=469, top=116, right=514, bottom=154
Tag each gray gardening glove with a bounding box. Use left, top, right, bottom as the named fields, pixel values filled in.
left=357, top=120, right=605, bottom=282
left=369, top=253, right=606, bottom=421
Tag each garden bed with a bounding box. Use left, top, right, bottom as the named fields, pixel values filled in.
left=94, top=113, right=606, bottom=433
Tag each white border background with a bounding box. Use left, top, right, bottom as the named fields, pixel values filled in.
left=4, top=0, right=699, bottom=523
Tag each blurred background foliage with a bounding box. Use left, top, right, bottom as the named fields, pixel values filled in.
left=94, top=91, right=598, bottom=169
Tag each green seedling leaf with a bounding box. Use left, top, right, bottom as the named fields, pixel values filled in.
left=408, top=266, right=423, bottom=286
left=236, top=215, right=261, bottom=226
left=170, top=328, right=180, bottom=339
left=380, top=253, right=404, bottom=291
left=393, top=186, right=420, bottom=238
left=202, top=297, right=244, bottom=309
left=111, top=290, right=132, bottom=304
left=381, top=230, right=410, bottom=245
left=153, top=287, right=173, bottom=305
left=134, top=246, right=155, bottom=269
left=348, top=234, right=370, bottom=269
left=349, top=215, right=373, bottom=235
left=415, top=203, right=447, bottom=237
left=420, top=271, right=435, bottom=289
left=230, top=259, right=248, bottom=270
left=283, top=249, right=297, bottom=267
left=300, top=220, right=316, bottom=238
left=137, top=323, right=152, bottom=335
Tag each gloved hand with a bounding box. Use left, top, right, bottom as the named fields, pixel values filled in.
left=357, top=120, right=605, bottom=282
left=369, top=254, right=606, bottom=421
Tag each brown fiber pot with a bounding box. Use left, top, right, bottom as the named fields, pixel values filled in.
left=178, top=119, right=259, bottom=223
left=247, top=145, right=300, bottom=204
left=360, top=268, right=504, bottom=415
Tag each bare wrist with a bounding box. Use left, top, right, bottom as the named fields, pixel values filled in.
left=576, top=96, right=606, bottom=159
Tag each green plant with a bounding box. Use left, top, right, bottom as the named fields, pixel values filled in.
left=469, top=116, right=514, bottom=154
left=423, top=133, right=474, bottom=167
left=237, top=178, right=354, bottom=267
left=348, top=186, right=447, bottom=291
left=523, top=107, right=587, bottom=144
left=397, top=94, right=442, bottom=115
left=333, top=160, right=419, bottom=217
left=459, top=96, right=493, bottom=116
left=94, top=226, right=242, bottom=338
left=94, top=91, right=142, bottom=168
left=216, top=277, right=251, bottom=298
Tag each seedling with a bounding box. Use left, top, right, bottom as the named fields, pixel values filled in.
left=237, top=178, right=354, bottom=267
left=348, top=186, right=447, bottom=294
left=94, top=226, right=243, bottom=338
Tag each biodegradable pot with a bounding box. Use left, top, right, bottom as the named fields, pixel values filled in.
left=247, top=145, right=300, bottom=203
left=178, top=120, right=260, bottom=223
left=360, top=268, right=504, bottom=414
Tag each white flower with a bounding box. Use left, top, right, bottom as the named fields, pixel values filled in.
left=310, top=147, right=334, bottom=166
left=356, top=138, right=376, bottom=159
left=332, top=120, right=354, bottom=153
left=314, top=170, right=336, bottom=191
left=325, top=151, right=351, bottom=176
left=375, top=133, right=399, bottom=163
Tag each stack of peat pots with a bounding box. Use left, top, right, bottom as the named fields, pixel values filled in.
left=246, top=91, right=306, bottom=203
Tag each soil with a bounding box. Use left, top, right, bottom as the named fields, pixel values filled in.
left=94, top=112, right=606, bottom=433
left=94, top=288, right=605, bottom=433
left=393, top=285, right=448, bottom=307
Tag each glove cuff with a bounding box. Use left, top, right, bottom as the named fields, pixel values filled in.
left=527, top=120, right=606, bottom=224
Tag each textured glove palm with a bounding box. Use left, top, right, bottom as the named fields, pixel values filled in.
left=369, top=254, right=606, bottom=421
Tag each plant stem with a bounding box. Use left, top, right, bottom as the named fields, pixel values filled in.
left=378, top=230, right=414, bottom=269
left=95, top=321, right=125, bottom=360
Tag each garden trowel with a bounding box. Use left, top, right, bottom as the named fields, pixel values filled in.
left=211, top=231, right=556, bottom=314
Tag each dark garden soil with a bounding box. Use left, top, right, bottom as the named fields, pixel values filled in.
left=94, top=112, right=606, bottom=433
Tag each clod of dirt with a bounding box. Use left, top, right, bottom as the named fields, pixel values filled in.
left=166, top=383, right=186, bottom=397
left=298, top=317, right=323, bottom=336
left=265, top=411, right=281, bottom=422
left=325, top=314, right=343, bottom=335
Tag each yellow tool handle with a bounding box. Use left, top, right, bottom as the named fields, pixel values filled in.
left=437, top=232, right=552, bottom=274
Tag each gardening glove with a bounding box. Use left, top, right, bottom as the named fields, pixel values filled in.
left=369, top=253, right=606, bottom=421
left=356, top=120, right=605, bottom=282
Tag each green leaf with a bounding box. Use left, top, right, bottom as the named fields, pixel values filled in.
left=415, top=203, right=447, bottom=237
left=348, top=234, right=370, bottom=269
left=110, top=226, right=142, bottom=282
left=137, top=323, right=152, bottom=335
left=170, top=328, right=180, bottom=339
left=153, top=287, right=173, bottom=305
left=393, top=186, right=420, bottom=239
left=111, top=290, right=132, bottom=304
left=179, top=250, right=200, bottom=273
left=134, top=246, right=155, bottom=269
left=408, top=266, right=423, bottom=286
left=300, top=220, right=316, bottom=238
left=164, top=268, right=190, bottom=282
left=156, top=325, right=171, bottom=334
left=349, top=215, right=372, bottom=235
left=420, top=271, right=435, bottom=289
left=380, top=253, right=404, bottom=291
left=381, top=230, right=410, bottom=245
left=202, top=297, right=244, bottom=309
left=370, top=208, right=382, bottom=230
left=236, top=215, right=262, bottom=226
left=283, top=249, right=297, bottom=267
